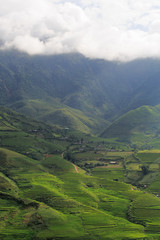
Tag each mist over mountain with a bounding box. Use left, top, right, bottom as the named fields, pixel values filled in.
left=1, top=0, right=160, bottom=62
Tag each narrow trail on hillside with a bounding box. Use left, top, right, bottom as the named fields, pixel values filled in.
left=72, top=164, right=79, bottom=173
left=61, top=152, right=79, bottom=173
left=130, top=185, right=134, bottom=191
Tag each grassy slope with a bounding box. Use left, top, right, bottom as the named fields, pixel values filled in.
left=101, top=104, right=160, bottom=147
left=0, top=147, right=160, bottom=239
left=0, top=149, right=147, bottom=240
left=0, top=106, right=70, bottom=158
left=135, top=150, right=160, bottom=195
left=10, top=98, right=109, bottom=135
left=1, top=107, right=160, bottom=239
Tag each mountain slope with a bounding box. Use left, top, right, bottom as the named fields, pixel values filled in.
left=0, top=51, right=117, bottom=133
left=1, top=51, right=160, bottom=133
left=0, top=106, right=71, bottom=158
left=10, top=98, right=108, bottom=134
left=101, top=105, right=160, bottom=147
left=0, top=105, right=160, bottom=239
left=1, top=51, right=160, bottom=135
left=126, top=72, right=160, bottom=111
left=0, top=148, right=148, bottom=240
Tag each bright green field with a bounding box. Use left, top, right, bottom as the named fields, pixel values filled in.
left=1, top=108, right=160, bottom=239
left=0, top=147, right=160, bottom=239
left=0, top=148, right=154, bottom=240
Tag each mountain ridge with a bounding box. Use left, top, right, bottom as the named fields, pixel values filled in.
left=0, top=50, right=160, bottom=138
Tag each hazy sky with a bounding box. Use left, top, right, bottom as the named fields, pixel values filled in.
left=1, top=0, right=160, bottom=61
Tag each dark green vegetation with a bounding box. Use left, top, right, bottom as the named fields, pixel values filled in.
left=1, top=50, right=160, bottom=143
left=0, top=107, right=160, bottom=239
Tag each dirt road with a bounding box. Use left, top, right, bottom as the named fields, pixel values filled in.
left=72, top=164, right=79, bottom=173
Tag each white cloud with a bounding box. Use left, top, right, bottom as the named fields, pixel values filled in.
left=1, top=0, right=160, bottom=61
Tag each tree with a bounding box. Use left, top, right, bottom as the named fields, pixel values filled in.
left=64, top=151, right=75, bottom=163
left=141, top=165, right=149, bottom=175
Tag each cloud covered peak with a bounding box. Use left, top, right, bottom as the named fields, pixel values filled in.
left=1, top=0, right=160, bottom=61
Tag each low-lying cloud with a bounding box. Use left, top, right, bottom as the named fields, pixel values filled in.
left=1, top=0, right=160, bottom=61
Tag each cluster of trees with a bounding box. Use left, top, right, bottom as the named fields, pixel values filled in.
left=141, top=165, right=149, bottom=175
left=63, top=151, right=76, bottom=163
left=63, top=151, right=107, bottom=170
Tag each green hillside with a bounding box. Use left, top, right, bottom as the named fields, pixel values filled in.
left=0, top=51, right=115, bottom=134
left=0, top=148, right=154, bottom=240
left=0, top=106, right=72, bottom=158
left=101, top=105, right=160, bottom=147
left=1, top=146, right=160, bottom=239
left=1, top=51, right=160, bottom=135
left=11, top=99, right=108, bottom=135
left=0, top=106, right=160, bottom=239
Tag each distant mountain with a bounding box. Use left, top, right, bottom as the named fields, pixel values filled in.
left=125, top=71, right=160, bottom=110
left=1, top=50, right=160, bottom=136
left=0, top=51, right=119, bottom=133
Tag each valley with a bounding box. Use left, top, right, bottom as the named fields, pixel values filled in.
left=0, top=107, right=160, bottom=239
left=1, top=51, right=160, bottom=239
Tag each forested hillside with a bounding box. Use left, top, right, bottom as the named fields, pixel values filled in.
left=0, top=51, right=160, bottom=137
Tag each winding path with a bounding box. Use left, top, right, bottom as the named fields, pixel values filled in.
left=130, top=185, right=134, bottom=191
left=72, top=164, right=79, bottom=173
left=61, top=152, right=79, bottom=173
